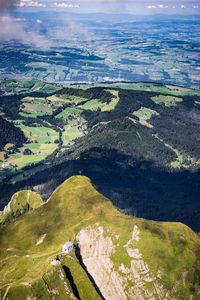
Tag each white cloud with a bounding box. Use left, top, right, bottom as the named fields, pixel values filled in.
left=158, top=4, right=168, bottom=9
left=147, top=5, right=157, bottom=9
left=0, top=15, right=51, bottom=49
left=54, top=2, right=79, bottom=8
left=19, top=0, right=46, bottom=7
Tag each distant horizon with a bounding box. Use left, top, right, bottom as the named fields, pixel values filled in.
left=16, top=0, right=200, bottom=15
left=13, top=8, right=200, bottom=15
left=0, top=0, right=199, bottom=15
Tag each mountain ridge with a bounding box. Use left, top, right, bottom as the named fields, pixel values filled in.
left=0, top=175, right=200, bottom=299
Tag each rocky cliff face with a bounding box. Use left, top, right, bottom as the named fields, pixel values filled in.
left=77, top=225, right=181, bottom=300
left=77, top=226, right=126, bottom=300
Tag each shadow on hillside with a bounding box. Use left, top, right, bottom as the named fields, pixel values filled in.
left=63, top=265, right=81, bottom=300
left=0, top=148, right=200, bottom=231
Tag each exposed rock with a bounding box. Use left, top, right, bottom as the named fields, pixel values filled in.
left=77, top=225, right=176, bottom=300
left=77, top=226, right=127, bottom=300
left=36, top=233, right=47, bottom=246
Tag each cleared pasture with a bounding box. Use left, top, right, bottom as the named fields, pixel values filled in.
left=133, top=107, right=159, bottom=128
left=1, top=123, right=60, bottom=170
left=62, top=125, right=84, bottom=146
left=55, top=107, right=83, bottom=120
left=151, top=95, right=183, bottom=107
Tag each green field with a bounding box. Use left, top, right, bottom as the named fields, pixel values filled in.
left=18, top=124, right=59, bottom=144
left=55, top=107, right=83, bottom=120
left=62, top=125, right=84, bottom=146
left=133, top=107, right=159, bottom=128
left=1, top=124, right=59, bottom=170
left=1, top=78, right=199, bottom=176
left=1, top=78, right=61, bottom=95
left=151, top=95, right=183, bottom=107
left=80, top=99, right=103, bottom=111
left=80, top=90, right=119, bottom=112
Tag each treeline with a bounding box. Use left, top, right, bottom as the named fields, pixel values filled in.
left=57, top=86, right=112, bottom=103
left=152, top=105, right=200, bottom=159
left=0, top=117, right=27, bottom=150
left=59, top=116, right=176, bottom=168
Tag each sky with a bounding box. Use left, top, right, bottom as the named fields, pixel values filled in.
left=0, top=0, right=200, bottom=14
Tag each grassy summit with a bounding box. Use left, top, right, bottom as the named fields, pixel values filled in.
left=0, top=176, right=200, bottom=299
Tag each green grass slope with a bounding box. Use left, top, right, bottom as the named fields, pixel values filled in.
left=0, top=176, right=200, bottom=299
left=0, top=190, right=44, bottom=225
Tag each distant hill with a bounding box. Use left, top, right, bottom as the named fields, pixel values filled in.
left=0, top=176, right=200, bottom=300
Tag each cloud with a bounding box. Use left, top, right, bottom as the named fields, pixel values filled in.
left=158, top=4, right=168, bottom=9
left=0, top=3, right=96, bottom=49
left=54, top=2, right=79, bottom=8
left=0, top=0, right=96, bottom=48
left=147, top=5, right=157, bottom=9
left=0, top=15, right=51, bottom=49
left=18, top=0, right=46, bottom=7
left=0, top=0, right=51, bottom=48
left=48, top=15, right=97, bottom=44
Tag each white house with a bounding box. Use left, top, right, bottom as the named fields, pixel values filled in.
left=62, top=241, right=74, bottom=253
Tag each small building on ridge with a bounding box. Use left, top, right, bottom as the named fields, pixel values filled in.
left=62, top=241, right=74, bottom=254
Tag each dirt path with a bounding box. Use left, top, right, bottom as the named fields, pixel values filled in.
left=2, top=285, right=10, bottom=300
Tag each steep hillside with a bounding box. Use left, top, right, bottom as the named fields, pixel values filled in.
left=0, top=190, right=44, bottom=225
left=0, top=79, right=200, bottom=231
left=0, top=176, right=200, bottom=299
